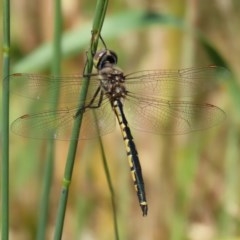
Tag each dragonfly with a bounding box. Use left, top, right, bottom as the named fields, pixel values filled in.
left=10, top=48, right=226, bottom=216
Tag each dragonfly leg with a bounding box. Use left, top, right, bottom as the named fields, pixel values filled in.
left=74, top=86, right=103, bottom=118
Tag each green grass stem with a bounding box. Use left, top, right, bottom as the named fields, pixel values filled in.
left=53, top=1, right=109, bottom=239
left=93, top=111, right=119, bottom=239
left=219, top=127, right=240, bottom=236
left=99, top=137, right=119, bottom=240
left=1, top=0, right=10, bottom=239
left=36, top=1, right=62, bottom=239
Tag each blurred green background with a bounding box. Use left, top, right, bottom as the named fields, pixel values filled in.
left=1, top=0, right=240, bottom=239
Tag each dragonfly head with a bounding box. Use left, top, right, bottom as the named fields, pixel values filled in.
left=94, top=49, right=118, bottom=70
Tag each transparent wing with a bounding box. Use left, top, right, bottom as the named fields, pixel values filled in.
left=9, top=73, right=100, bottom=104
left=10, top=66, right=226, bottom=138
left=124, top=66, right=226, bottom=98
left=124, top=96, right=225, bottom=134
left=11, top=98, right=115, bottom=140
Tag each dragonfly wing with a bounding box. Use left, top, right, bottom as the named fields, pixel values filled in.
left=124, top=97, right=225, bottom=134
left=11, top=100, right=115, bottom=140
left=125, top=67, right=226, bottom=99
left=9, top=73, right=100, bottom=104
left=11, top=108, right=77, bottom=140
left=79, top=99, right=115, bottom=139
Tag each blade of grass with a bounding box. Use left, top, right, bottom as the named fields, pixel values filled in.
left=36, top=0, right=62, bottom=239
left=99, top=138, right=119, bottom=240
left=53, top=0, right=109, bottom=239
left=93, top=112, right=119, bottom=240
left=172, top=135, right=202, bottom=240
left=1, top=0, right=10, bottom=239
left=219, top=127, right=240, bottom=237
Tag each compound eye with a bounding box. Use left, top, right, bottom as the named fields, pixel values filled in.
left=107, top=50, right=118, bottom=64
left=94, top=49, right=118, bottom=69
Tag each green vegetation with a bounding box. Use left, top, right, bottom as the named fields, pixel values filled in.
left=1, top=1, right=240, bottom=240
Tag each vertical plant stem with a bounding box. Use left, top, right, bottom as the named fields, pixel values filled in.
left=36, top=1, right=62, bottom=239
left=1, top=0, right=10, bottom=239
left=171, top=2, right=196, bottom=239
left=53, top=0, right=109, bottom=239
left=219, top=127, right=239, bottom=236
left=93, top=111, right=119, bottom=239
left=98, top=137, right=119, bottom=240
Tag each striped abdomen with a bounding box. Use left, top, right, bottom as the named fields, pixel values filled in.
left=112, top=99, right=148, bottom=216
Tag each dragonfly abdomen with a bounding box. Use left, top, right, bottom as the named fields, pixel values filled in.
left=112, top=99, right=148, bottom=216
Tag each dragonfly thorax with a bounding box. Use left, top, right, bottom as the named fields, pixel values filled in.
left=99, top=65, right=127, bottom=100
left=94, top=49, right=127, bottom=100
